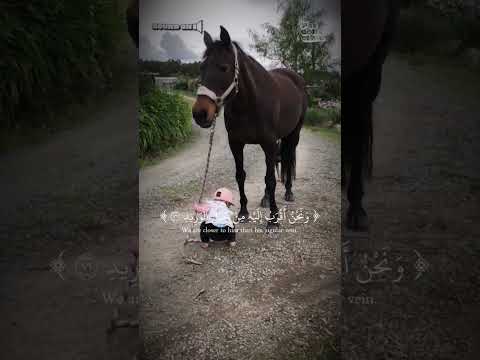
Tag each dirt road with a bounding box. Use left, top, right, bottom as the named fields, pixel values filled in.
left=140, top=114, right=341, bottom=359
left=343, top=56, right=480, bottom=359
left=0, top=44, right=140, bottom=359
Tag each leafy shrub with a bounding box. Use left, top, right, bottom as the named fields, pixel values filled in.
left=393, top=6, right=457, bottom=54
left=1, top=0, right=122, bottom=129
left=174, top=77, right=189, bottom=91
left=393, top=3, right=480, bottom=55
left=305, top=107, right=340, bottom=128
left=187, top=78, right=199, bottom=93
left=323, top=77, right=341, bottom=100
left=307, top=86, right=322, bottom=107
left=454, top=15, right=480, bottom=50
left=139, top=88, right=192, bottom=157
left=139, top=74, right=155, bottom=96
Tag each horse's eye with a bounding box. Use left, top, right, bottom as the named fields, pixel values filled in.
left=219, top=64, right=229, bottom=73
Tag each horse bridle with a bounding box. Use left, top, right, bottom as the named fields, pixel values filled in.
left=196, top=43, right=239, bottom=115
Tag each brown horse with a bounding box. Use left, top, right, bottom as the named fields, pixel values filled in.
left=192, top=26, right=308, bottom=226
left=126, top=0, right=139, bottom=48
left=342, top=0, right=400, bottom=230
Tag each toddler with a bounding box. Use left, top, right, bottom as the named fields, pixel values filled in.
left=194, top=187, right=236, bottom=248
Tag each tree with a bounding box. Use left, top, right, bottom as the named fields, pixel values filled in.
left=248, top=0, right=334, bottom=83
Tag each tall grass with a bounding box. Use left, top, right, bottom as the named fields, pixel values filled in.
left=393, top=3, right=480, bottom=56
left=305, top=107, right=340, bottom=128
left=139, top=88, right=192, bottom=158
left=0, top=0, right=123, bottom=129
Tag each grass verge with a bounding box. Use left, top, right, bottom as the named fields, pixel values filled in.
left=305, top=125, right=340, bottom=144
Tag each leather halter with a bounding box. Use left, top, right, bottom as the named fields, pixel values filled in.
left=196, top=43, right=239, bottom=114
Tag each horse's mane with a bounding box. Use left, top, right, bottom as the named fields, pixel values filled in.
left=202, top=41, right=267, bottom=72
left=202, top=40, right=227, bottom=59
left=202, top=40, right=273, bottom=99
left=233, top=42, right=266, bottom=70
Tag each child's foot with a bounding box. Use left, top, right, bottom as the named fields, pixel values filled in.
left=200, top=243, right=209, bottom=249
left=185, top=238, right=201, bottom=244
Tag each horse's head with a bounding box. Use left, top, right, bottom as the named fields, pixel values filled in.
left=192, top=26, right=238, bottom=128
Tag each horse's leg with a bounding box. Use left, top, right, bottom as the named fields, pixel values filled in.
left=260, top=188, right=269, bottom=208
left=261, top=142, right=279, bottom=226
left=229, top=140, right=248, bottom=220
left=346, top=102, right=371, bottom=230
left=261, top=142, right=280, bottom=207
left=282, top=122, right=302, bottom=202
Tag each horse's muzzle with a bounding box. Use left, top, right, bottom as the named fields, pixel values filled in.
left=192, top=109, right=213, bottom=128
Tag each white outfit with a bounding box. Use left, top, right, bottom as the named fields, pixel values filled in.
left=204, top=200, right=234, bottom=228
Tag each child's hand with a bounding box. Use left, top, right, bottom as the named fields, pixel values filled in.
left=194, top=203, right=209, bottom=214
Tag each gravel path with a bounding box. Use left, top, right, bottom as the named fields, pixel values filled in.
left=342, top=56, right=480, bottom=360
left=140, top=114, right=341, bottom=359
left=0, top=44, right=140, bottom=360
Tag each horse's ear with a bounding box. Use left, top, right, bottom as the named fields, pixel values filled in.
left=220, top=26, right=231, bottom=45
left=203, top=31, right=213, bottom=48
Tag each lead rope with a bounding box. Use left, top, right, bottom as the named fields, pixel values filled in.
left=185, top=115, right=217, bottom=243
left=198, top=117, right=217, bottom=204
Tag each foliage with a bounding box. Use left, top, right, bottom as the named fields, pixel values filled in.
left=174, top=77, right=189, bottom=91
left=401, top=0, right=480, bottom=16
left=139, top=88, right=192, bottom=157
left=306, top=69, right=340, bottom=105
left=393, top=1, right=480, bottom=55
left=187, top=78, right=199, bottom=93
left=305, top=107, right=340, bottom=128
left=1, top=0, right=123, bottom=129
left=139, top=73, right=155, bottom=96
left=323, top=73, right=341, bottom=99
left=248, top=0, right=334, bottom=84
left=139, top=59, right=201, bottom=78
left=140, top=59, right=200, bottom=96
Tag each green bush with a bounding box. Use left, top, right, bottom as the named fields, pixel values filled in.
left=323, top=77, right=341, bottom=100
left=305, top=107, right=340, bottom=128
left=393, top=6, right=456, bottom=54
left=393, top=4, right=480, bottom=55
left=174, top=77, right=189, bottom=91
left=187, top=78, right=199, bottom=93
left=139, top=88, right=192, bottom=157
left=139, top=74, right=155, bottom=96
left=173, top=77, right=198, bottom=96
left=1, top=0, right=122, bottom=129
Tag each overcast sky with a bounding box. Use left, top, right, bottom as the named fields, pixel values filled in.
left=140, top=0, right=340, bottom=68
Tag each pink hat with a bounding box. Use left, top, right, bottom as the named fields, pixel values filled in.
left=214, top=187, right=234, bottom=205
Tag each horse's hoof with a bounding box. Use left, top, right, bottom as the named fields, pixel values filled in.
left=346, top=206, right=369, bottom=231
left=260, top=196, right=269, bottom=208
left=237, top=212, right=249, bottom=223
left=284, top=192, right=295, bottom=202
left=266, top=219, right=280, bottom=229
left=266, top=211, right=280, bottom=228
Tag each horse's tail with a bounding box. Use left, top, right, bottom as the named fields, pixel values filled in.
left=365, top=0, right=398, bottom=178
left=343, top=0, right=398, bottom=182
left=280, top=107, right=304, bottom=183
left=366, top=106, right=373, bottom=179
left=280, top=139, right=296, bottom=184
left=126, top=0, right=139, bottom=49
